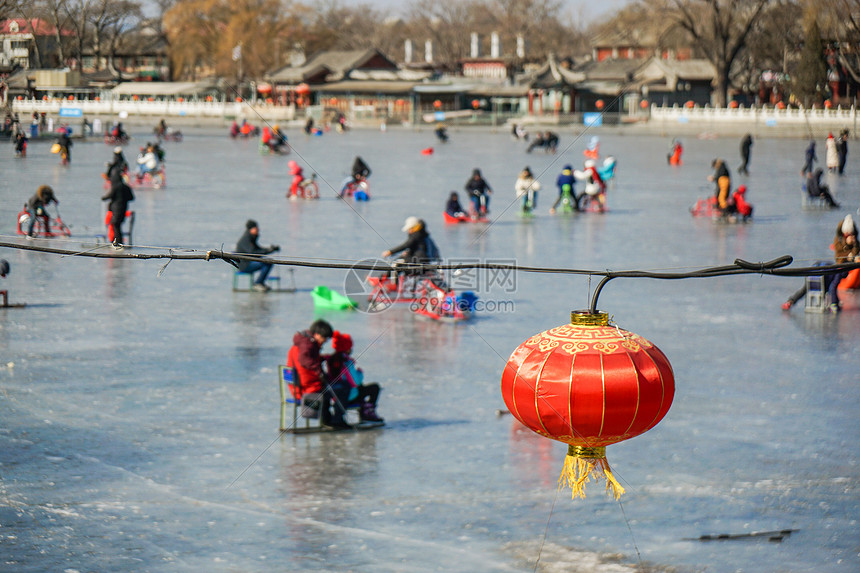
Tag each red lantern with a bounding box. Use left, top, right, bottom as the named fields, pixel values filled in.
left=595, top=99, right=605, bottom=110
left=639, top=100, right=648, bottom=109
left=433, top=99, right=442, bottom=109
left=501, top=311, right=675, bottom=499
left=729, top=100, right=739, bottom=109
left=824, top=99, right=832, bottom=109
left=295, top=83, right=310, bottom=96
left=776, top=101, right=785, bottom=110
left=685, top=100, right=694, bottom=108
left=472, top=99, right=480, bottom=109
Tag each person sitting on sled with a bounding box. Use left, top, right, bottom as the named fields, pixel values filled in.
left=325, top=331, right=384, bottom=424
left=550, top=164, right=578, bottom=214
left=464, top=168, right=493, bottom=217
left=805, top=168, right=840, bottom=208
left=287, top=319, right=353, bottom=430
left=269, top=124, right=287, bottom=152
left=724, top=185, right=754, bottom=222
left=111, top=122, right=127, bottom=141
left=445, top=192, right=467, bottom=219
left=782, top=214, right=859, bottom=312
left=435, top=123, right=449, bottom=143
left=514, top=166, right=541, bottom=213
left=574, top=159, right=606, bottom=210
left=382, top=217, right=441, bottom=284
left=135, top=143, right=160, bottom=179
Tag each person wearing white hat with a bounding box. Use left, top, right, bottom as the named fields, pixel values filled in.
left=105, top=146, right=128, bottom=181
left=781, top=214, right=858, bottom=312
left=825, top=214, right=860, bottom=311
left=382, top=217, right=439, bottom=267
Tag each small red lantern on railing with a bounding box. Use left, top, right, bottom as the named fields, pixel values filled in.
left=177, top=97, right=184, bottom=103
left=472, top=99, right=480, bottom=109
left=433, top=99, right=442, bottom=109
left=501, top=311, right=675, bottom=499
left=729, top=100, right=739, bottom=109
left=595, top=99, right=605, bottom=110
left=639, top=100, right=648, bottom=109
left=685, top=100, right=694, bottom=108
left=132, top=95, right=139, bottom=101
left=824, top=99, right=832, bottom=109
left=776, top=101, right=785, bottom=109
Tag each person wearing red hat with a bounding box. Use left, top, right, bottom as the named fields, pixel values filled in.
left=326, top=331, right=384, bottom=424
left=288, top=320, right=353, bottom=429
left=825, top=132, right=839, bottom=172
left=725, top=185, right=753, bottom=222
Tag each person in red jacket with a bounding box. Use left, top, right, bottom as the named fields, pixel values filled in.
left=286, top=319, right=351, bottom=429
left=288, top=160, right=305, bottom=198
left=726, top=185, right=753, bottom=222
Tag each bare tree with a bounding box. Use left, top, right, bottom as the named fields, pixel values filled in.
left=818, top=0, right=860, bottom=86
left=42, top=0, right=74, bottom=66
left=88, top=0, right=142, bottom=72
left=647, top=0, right=774, bottom=106
left=63, top=0, right=94, bottom=68
left=405, top=0, right=477, bottom=65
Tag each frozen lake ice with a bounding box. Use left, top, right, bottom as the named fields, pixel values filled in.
left=1, top=122, right=859, bottom=572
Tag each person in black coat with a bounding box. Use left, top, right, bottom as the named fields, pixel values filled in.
left=234, top=220, right=280, bottom=291
left=836, top=129, right=849, bottom=175
left=105, top=146, right=128, bottom=180
left=805, top=168, right=839, bottom=208
left=26, top=185, right=57, bottom=237
left=383, top=216, right=430, bottom=264
left=739, top=133, right=753, bottom=174
left=464, top=168, right=493, bottom=216
left=101, top=172, right=134, bottom=245
left=351, top=156, right=371, bottom=181
left=57, top=130, right=72, bottom=163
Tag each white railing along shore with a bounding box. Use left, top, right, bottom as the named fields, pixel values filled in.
left=10, top=98, right=296, bottom=122
left=649, top=103, right=858, bottom=133
left=9, top=97, right=858, bottom=134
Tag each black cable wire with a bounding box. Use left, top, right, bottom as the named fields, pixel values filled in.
left=3, top=240, right=859, bottom=290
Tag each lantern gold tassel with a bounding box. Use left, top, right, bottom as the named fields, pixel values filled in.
left=559, top=446, right=625, bottom=500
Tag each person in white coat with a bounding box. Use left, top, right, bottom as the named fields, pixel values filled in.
left=825, top=132, right=839, bottom=172
left=514, top=166, right=541, bottom=213
left=136, top=143, right=160, bottom=178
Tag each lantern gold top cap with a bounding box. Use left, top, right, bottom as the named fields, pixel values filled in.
left=570, top=310, right=609, bottom=326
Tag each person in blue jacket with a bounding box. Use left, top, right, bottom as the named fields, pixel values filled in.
left=801, top=140, right=817, bottom=175
left=550, top=165, right=578, bottom=213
